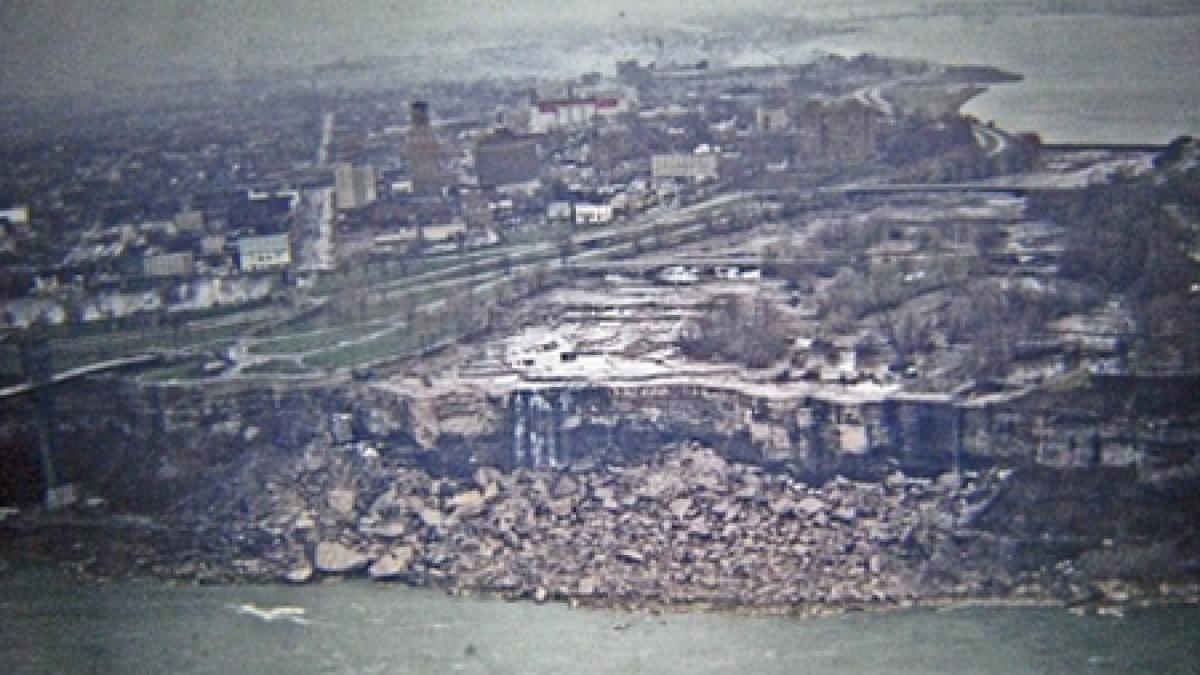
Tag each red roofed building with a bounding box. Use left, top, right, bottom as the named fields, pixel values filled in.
left=530, top=96, right=625, bottom=133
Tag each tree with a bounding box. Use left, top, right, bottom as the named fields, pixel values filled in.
left=679, top=294, right=791, bottom=368
left=882, top=306, right=930, bottom=366
left=555, top=230, right=577, bottom=269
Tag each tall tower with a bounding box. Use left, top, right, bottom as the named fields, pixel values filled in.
left=407, top=101, right=445, bottom=197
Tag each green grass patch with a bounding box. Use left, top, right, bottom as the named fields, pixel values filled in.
left=248, top=324, right=377, bottom=355
left=140, top=361, right=208, bottom=382
left=302, top=326, right=417, bottom=370
left=241, top=359, right=312, bottom=375
left=50, top=322, right=244, bottom=373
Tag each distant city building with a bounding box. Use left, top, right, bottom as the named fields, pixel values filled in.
left=529, top=97, right=625, bottom=134
left=142, top=251, right=195, bottom=278
left=756, top=105, right=790, bottom=133
left=237, top=234, right=291, bottom=272
left=460, top=188, right=493, bottom=228
left=372, top=222, right=470, bottom=254
left=0, top=205, right=29, bottom=225
left=547, top=201, right=573, bottom=222
left=474, top=130, right=540, bottom=189
left=574, top=202, right=614, bottom=226
left=651, top=149, right=721, bottom=183
left=173, top=209, right=205, bottom=232
left=200, top=234, right=226, bottom=256
left=334, top=162, right=378, bottom=211
left=407, top=101, right=447, bottom=197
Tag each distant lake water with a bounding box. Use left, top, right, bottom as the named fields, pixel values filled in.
left=803, top=13, right=1200, bottom=144
left=2, top=567, right=1198, bottom=674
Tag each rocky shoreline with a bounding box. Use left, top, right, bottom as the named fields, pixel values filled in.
left=3, top=443, right=1198, bottom=618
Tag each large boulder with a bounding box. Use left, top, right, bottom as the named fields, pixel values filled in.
left=360, top=520, right=408, bottom=538
left=326, top=489, right=357, bottom=518
left=769, top=497, right=798, bottom=516
left=832, top=506, right=858, bottom=523
left=448, top=490, right=487, bottom=519
left=577, top=576, right=599, bottom=595
left=474, top=467, right=503, bottom=492
left=551, top=475, right=581, bottom=499
left=283, top=564, right=314, bottom=584
left=547, top=497, right=576, bottom=518
left=796, top=496, right=827, bottom=516
left=314, top=541, right=369, bottom=573
left=669, top=497, right=693, bottom=518
left=683, top=447, right=729, bottom=490
left=616, top=549, right=646, bottom=564
left=368, top=546, right=415, bottom=579
left=418, top=508, right=448, bottom=528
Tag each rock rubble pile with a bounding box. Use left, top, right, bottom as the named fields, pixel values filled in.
left=22, top=442, right=1198, bottom=615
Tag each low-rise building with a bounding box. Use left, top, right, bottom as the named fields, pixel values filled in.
left=173, top=210, right=205, bottom=231
left=200, top=234, right=226, bottom=256
left=547, top=201, right=573, bottom=222
left=334, top=162, right=378, bottom=211
left=574, top=202, right=614, bottom=226
left=237, top=234, right=291, bottom=272
left=142, top=251, right=195, bottom=278
left=0, top=205, right=29, bottom=225
left=530, top=97, right=625, bottom=133
left=756, top=105, right=790, bottom=133
left=651, top=148, right=720, bottom=183
left=474, top=130, right=541, bottom=189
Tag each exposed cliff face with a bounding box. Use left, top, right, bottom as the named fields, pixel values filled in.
left=3, top=373, right=1199, bottom=613
left=1, top=373, right=1197, bottom=510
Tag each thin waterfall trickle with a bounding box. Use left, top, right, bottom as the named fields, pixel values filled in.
left=512, top=392, right=527, bottom=467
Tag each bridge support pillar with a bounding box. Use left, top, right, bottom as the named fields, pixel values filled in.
left=19, top=335, right=72, bottom=509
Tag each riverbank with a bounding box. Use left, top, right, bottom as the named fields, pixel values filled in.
left=4, top=442, right=1198, bottom=618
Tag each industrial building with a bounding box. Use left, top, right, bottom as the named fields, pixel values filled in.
left=651, top=149, right=721, bottom=183
left=142, top=251, right=195, bottom=278
left=237, top=234, right=291, bottom=273
left=407, top=101, right=446, bottom=197
left=474, top=130, right=540, bottom=189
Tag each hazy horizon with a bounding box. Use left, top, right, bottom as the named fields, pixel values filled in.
left=4, top=1, right=1196, bottom=100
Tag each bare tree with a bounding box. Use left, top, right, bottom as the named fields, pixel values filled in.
left=680, top=294, right=791, bottom=368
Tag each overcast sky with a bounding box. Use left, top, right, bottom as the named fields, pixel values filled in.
left=0, top=0, right=952, bottom=97
left=0, top=1, right=1188, bottom=99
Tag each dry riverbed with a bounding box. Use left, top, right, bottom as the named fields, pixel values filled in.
left=3, top=444, right=1197, bottom=618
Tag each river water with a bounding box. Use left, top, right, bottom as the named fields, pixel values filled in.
left=2, top=566, right=1197, bottom=674
left=801, top=12, right=1200, bottom=144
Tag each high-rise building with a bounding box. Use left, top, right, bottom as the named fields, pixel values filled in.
left=334, top=162, right=378, bottom=211
left=474, top=129, right=540, bottom=189
left=407, top=101, right=446, bottom=197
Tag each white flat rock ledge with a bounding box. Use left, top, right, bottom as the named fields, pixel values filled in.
left=378, top=370, right=959, bottom=408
